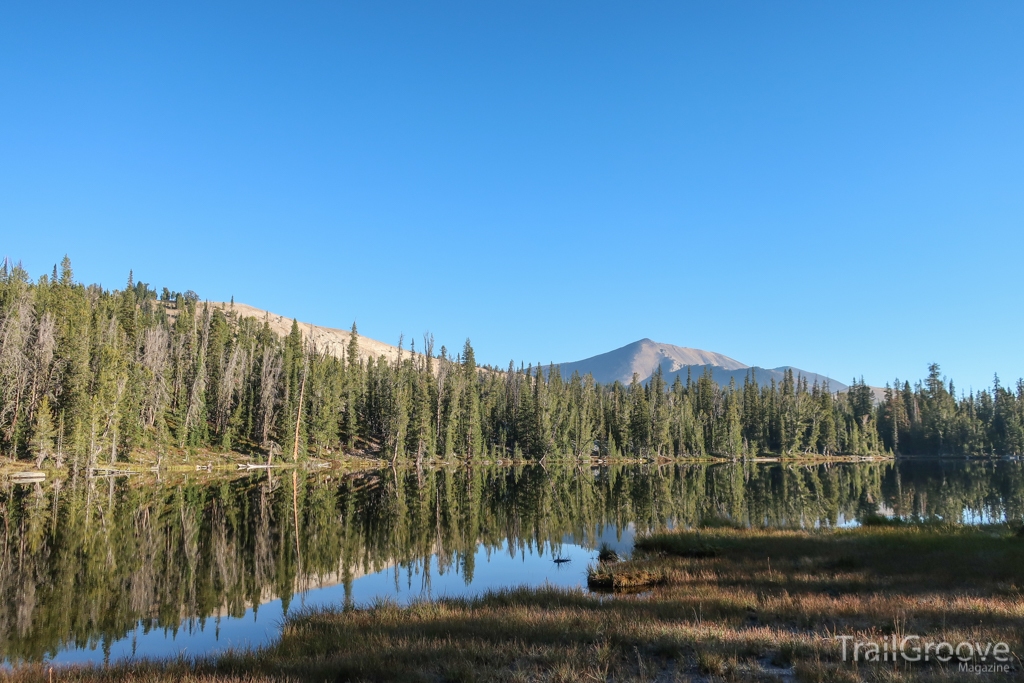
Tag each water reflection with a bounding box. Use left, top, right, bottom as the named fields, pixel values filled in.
left=1, top=459, right=1021, bottom=664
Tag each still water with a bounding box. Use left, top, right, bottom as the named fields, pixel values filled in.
left=1, top=459, right=1022, bottom=664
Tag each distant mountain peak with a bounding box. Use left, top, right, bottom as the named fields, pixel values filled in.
left=554, top=339, right=848, bottom=392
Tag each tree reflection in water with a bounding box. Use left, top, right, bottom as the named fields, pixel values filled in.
left=0, top=459, right=1021, bottom=662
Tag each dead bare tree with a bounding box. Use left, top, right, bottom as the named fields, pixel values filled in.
left=258, top=346, right=283, bottom=451
left=0, top=287, right=33, bottom=452
left=140, top=325, right=170, bottom=428
left=215, top=342, right=246, bottom=435
left=28, top=312, right=56, bottom=417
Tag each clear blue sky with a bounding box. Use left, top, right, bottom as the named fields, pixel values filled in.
left=2, top=1, right=1022, bottom=391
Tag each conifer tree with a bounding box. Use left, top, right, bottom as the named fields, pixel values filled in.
left=29, top=395, right=56, bottom=467
left=343, top=322, right=361, bottom=449
left=3, top=259, right=1023, bottom=462
left=458, top=340, right=482, bottom=458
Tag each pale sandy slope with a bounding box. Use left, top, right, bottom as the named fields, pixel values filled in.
left=208, top=304, right=872, bottom=397
left=208, top=302, right=421, bottom=365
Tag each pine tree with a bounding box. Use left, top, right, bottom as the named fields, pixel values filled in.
left=458, top=340, right=482, bottom=458
left=343, top=322, right=361, bottom=449
left=29, top=395, right=57, bottom=467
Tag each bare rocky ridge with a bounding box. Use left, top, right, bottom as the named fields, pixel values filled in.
left=209, top=302, right=420, bottom=365
left=210, top=304, right=851, bottom=393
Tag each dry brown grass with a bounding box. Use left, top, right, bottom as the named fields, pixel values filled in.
left=8, top=523, right=1023, bottom=682
left=588, top=555, right=671, bottom=591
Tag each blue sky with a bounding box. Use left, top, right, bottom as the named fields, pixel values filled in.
left=2, top=1, right=1022, bottom=391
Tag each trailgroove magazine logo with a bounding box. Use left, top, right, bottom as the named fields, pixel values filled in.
left=836, top=636, right=1012, bottom=673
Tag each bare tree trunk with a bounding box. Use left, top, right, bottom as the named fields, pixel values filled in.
left=292, top=350, right=308, bottom=462
left=259, top=347, right=282, bottom=450
left=291, top=470, right=303, bottom=591
left=141, top=326, right=170, bottom=428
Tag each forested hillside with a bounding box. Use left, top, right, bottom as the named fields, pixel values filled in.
left=1, top=258, right=1022, bottom=467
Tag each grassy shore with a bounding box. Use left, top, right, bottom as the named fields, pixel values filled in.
left=5, top=520, right=1023, bottom=682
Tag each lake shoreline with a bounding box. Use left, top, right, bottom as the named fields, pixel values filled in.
left=7, top=521, right=1023, bottom=682
left=1, top=450, right=905, bottom=480
left=16, top=445, right=1024, bottom=482
left=2, top=459, right=1021, bottom=675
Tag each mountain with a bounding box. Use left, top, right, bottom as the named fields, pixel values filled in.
left=209, top=307, right=849, bottom=393
left=554, top=339, right=849, bottom=392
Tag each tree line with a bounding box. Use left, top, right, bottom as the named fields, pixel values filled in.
left=1, top=258, right=1022, bottom=465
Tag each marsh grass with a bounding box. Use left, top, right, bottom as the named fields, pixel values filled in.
left=8, top=524, right=1023, bottom=682
left=587, top=549, right=673, bottom=591
left=597, top=542, right=621, bottom=564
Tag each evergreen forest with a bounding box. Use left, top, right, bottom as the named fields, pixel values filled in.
left=2, top=258, right=1023, bottom=468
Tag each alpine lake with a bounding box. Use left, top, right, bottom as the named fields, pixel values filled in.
left=1, top=458, right=1022, bottom=665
